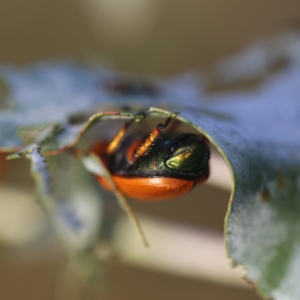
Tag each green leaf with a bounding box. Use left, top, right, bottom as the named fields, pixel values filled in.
left=1, top=62, right=300, bottom=299
left=0, top=63, right=198, bottom=152
left=175, top=96, right=300, bottom=300
left=173, top=68, right=300, bottom=299
left=25, top=146, right=105, bottom=252
left=48, top=153, right=104, bottom=252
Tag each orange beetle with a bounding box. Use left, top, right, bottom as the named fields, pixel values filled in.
left=92, top=113, right=210, bottom=201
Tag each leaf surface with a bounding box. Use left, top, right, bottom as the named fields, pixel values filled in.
left=1, top=62, right=300, bottom=300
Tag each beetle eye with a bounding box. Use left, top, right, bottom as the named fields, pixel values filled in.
left=165, top=134, right=209, bottom=175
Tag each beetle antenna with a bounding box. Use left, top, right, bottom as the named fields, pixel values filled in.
left=106, top=112, right=146, bottom=154
left=133, top=112, right=179, bottom=160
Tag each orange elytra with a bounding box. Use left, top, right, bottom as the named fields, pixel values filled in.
left=91, top=113, right=210, bottom=201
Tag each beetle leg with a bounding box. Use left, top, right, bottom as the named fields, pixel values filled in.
left=106, top=120, right=132, bottom=154
left=133, top=112, right=178, bottom=160
left=106, top=112, right=146, bottom=154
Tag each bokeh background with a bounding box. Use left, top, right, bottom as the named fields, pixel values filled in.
left=1, top=1, right=300, bottom=299
left=1, top=0, right=299, bottom=73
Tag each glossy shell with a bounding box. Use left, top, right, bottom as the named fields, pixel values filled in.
left=92, top=132, right=210, bottom=201
left=96, top=171, right=209, bottom=201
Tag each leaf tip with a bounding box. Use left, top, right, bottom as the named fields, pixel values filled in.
left=6, top=153, right=21, bottom=160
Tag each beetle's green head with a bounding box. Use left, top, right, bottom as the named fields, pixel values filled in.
left=163, top=133, right=210, bottom=179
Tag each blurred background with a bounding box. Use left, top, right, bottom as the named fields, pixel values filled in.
left=1, top=0, right=300, bottom=299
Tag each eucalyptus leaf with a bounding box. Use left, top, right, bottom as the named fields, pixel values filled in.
left=1, top=61, right=299, bottom=300
left=48, top=154, right=104, bottom=252
left=0, top=63, right=200, bottom=152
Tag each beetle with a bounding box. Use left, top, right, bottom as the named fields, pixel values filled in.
left=91, top=113, right=210, bottom=201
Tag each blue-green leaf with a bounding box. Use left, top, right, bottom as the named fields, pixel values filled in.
left=1, top=62, right=300, bottom=300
